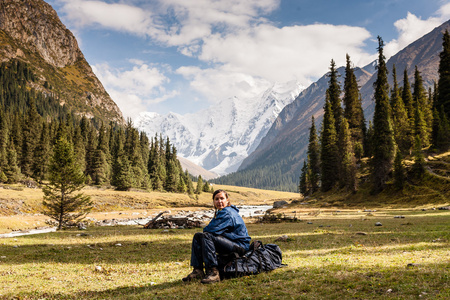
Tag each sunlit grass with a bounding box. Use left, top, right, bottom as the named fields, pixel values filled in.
left=0, top=209, right=448, bottom=299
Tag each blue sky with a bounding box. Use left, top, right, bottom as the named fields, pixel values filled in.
left=47, top=0, right=450, bottom=119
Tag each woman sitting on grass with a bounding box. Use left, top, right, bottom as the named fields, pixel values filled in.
left=182, top=189, right=251, bottom=284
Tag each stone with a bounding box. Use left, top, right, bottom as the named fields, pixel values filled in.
left=273, top=200, right=288, bottom=208
left=375, top=222, right=382, bottom=226
left=275, top=235, right=289, bottom=242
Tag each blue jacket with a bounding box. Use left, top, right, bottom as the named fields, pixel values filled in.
left=203, top=205, right=251, bottom=251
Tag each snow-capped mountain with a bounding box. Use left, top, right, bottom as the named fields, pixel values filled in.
left=135, top=81, right=304, bottom=176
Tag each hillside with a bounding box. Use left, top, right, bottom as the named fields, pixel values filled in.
left=0, top=0, right=124, bottom=124
left=218, top=20, right=450, bottom=191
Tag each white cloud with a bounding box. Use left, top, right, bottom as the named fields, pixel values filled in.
left=60, top=0, right=155, bottom=37
left=92, top=63, right=178, bottom=118
left=384, top=3, right=450, bottom=58
left=57, top=0, right=450, bottom=115
left=200, top=24, right=371, bottom=84
left=176, top=66, right=271, bottom=102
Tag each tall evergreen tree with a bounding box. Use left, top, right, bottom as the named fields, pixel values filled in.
left=73, top=126, right=86, bottom=173
left=42, top=136, right=92, bottom=230
left=393, top=151, right=405, bottom=190
left=328, top=59, right=343, bottom=133
left=338, top=117, right=357, bottom=192
left=4, top=136, right=21, bottom=183
left=320, top=91, right=339, bottom=191
left=307, top=116, right=320, bottom=193
left=413, top=66, right=433, bottom=146
left=21, top=99, right=41, bottom=177
left=0, top=110, right=9, bottom=171
left=32, top=122, right=51, bottom=182
left=391, top=65, right=413, bottom=155
left=371, top=36, right=396, bottom=194
left=196, top=175, right=204, bottom=194
left=437, top=29, right=450, bottom=118
left=111, top=129, right=133, bottom=191
left=402, top=69, right=415, bottom=121
left=299, top=160, right=309, bottom=196
left=343, top=54, right=366, bottom=157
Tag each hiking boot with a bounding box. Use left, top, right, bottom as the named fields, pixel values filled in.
left=233, top=245, right=246, bottom=257
left=201, top=267, right=220, bottom=284
left=182, top=268, right=204, bottom=282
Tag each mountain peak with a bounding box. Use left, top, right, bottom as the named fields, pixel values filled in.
left=0, top=0, right=124, bottom=124
left=136, top=80, right=304, bottom=176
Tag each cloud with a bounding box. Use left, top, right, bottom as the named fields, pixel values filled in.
left=59, top=0, right=155, bottom=37
left=200, top=24, right=372, bottom=84
left=384, top=3, right=450, bottom=58
left=175, top=23, right=371, bottom=103
left=176, top=66, right=271, bottom=102
left=57, top=0, right=450, bottom=115
left=92, top=63, right=178, bottom=118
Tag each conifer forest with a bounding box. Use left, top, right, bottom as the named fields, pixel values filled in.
left=0, top=59, right=211, bottom=194
left=299, top=33, right=450, bottom=196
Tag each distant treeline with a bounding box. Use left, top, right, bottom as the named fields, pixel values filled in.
left=0, top=59, right=213, bottom=194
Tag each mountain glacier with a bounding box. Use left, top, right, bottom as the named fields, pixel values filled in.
left=135, top=80, right=304, bottom=176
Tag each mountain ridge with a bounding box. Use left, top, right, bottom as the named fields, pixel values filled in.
left=0, top=0, right=124, bottom=124
left=227, top=20, right=450, bottom=191
left=136, top=80, right=304, bottom=176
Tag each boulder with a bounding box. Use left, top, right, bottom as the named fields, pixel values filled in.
left=273, top=200, right=288, bottom=208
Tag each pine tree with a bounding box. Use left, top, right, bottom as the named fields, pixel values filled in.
left=432, top=106, right=450, bottom=150
left=393, top=151, right=405, bottom=190
left=338, top=117, right=357, bottom=192
left=299, top=160, right=309, bottom=196
left=21, top=99, right=41, bottom=177
left=4, top=137, right=21, bottom=183
left=328, top=59, right=343, bottom=133
left=343, top=54, right=366, bottom=157
left=42, top=136, right=92, bottom=230
left=307, top=116, right=320, bottom=193
left=184, top=170, right=195, bottom=195
left=437, top=30, right=450, bottom=119
left=402, top=69, right=415, bottom=122
left=413, top=66, right=433, bottom=146
left=32, top=122, right=51, bottom=182
left=73, top=126, right=86, bottom=173
left=411, top=135, right=425, bottom=178
left=111, top=129, right=133, bottom=191
left=91, top=123, right=110, bottom=185
left=0, top=110, right=9, bottom=171
left=371, top=36, right=396, bottom=194
left=196, top=175, right=204, bottom=194
left=320, top=91, right=339, bottom=192
left=84, top=125, right=98, bottom=180
left=390, top=65, right=413, bottom=155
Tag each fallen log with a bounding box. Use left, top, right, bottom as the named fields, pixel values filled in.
left=143, top=212, right=166, bottom=229
left=144, top=216, right=204, bottom=229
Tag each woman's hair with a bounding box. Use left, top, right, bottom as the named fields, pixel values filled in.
left=212, top=189, right=231, bottom=214
left=212, top=189, right=229, bottom=200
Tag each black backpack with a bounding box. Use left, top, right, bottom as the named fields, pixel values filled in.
left=218, top=241, right=284, bottom=279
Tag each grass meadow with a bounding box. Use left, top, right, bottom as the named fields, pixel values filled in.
left=1, top=207, right=449, bottom=299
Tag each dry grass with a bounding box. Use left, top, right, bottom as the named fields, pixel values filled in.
left=0, top=208, right=449, bottom=299
left=0, top=183, right=300, bottom=233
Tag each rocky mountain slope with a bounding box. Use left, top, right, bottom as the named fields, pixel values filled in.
left=231, top=20, right=450, bottom=191
left=136, top=81, right=304, bottom=176
left=0, top=0, right=124, bottom=124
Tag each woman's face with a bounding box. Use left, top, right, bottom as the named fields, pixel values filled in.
left=213, top=192, right=229, bottom=210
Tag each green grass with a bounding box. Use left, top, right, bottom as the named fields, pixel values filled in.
left=1, top=208, right=449, bottom=299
